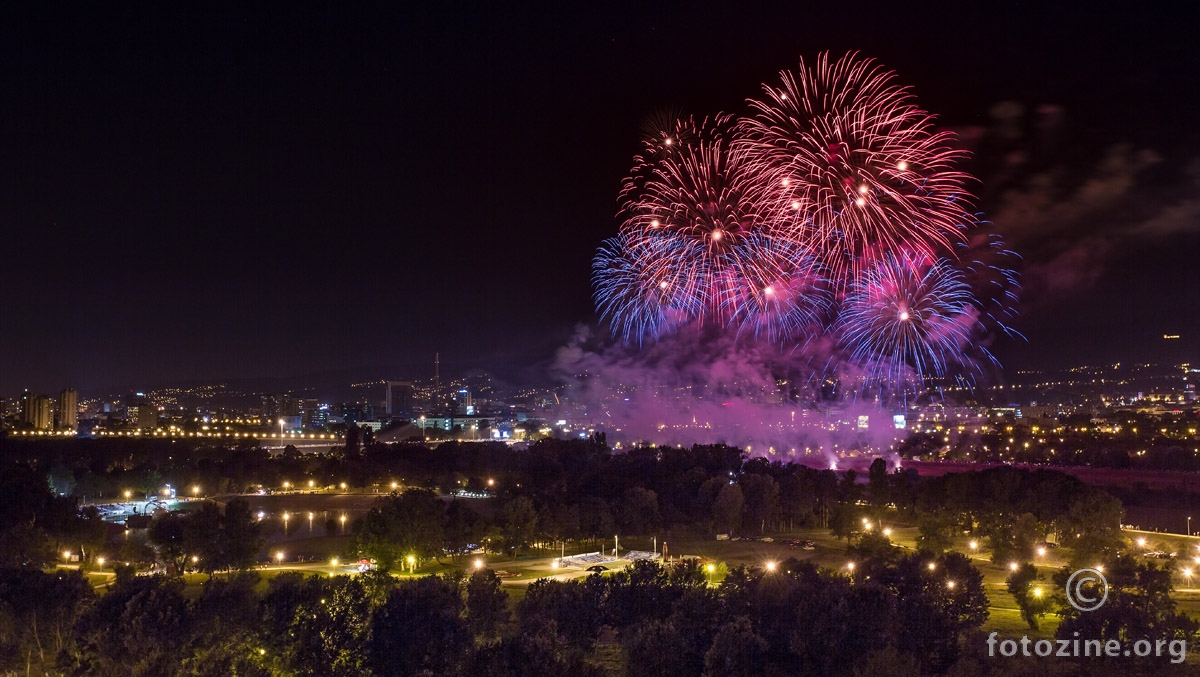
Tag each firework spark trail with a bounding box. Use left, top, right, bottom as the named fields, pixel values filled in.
left=738, top=52, right=974, bottom=286
left=835, top=251, right=981, bottom=387
left=591, top=51, right=1021, bottom=395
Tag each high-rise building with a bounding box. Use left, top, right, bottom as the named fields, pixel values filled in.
left=21, top=392, right=54, bottom=430
left=57, top=388, right=78, bottom=432
left=385, top=381, right=414, bottom=417
left=456, top=388, right=473, bottom=415
left=262, top=394, right=300, bottom=419
left=134, top=404, right=158, bottom=429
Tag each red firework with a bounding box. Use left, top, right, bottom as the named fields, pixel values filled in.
left=737, top=52, right=974, bottom=286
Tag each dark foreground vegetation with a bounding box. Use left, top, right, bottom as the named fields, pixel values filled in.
left=2, top=436, right=1199, bottom=675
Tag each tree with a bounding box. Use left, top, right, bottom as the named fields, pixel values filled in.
left=466, top=569, right=510, bottom=641
left=828, top=502, right=859, bottom=542
left=1058, top=490, right=1125, bottom=567
left=915, top=510, right=955, bottom=554
left=711, top=484, right=744, bottom=536
left=703, top=616, right=767, bottom=677
left=1005, top=562, right=1051, bottom=630
left=147, top=512, right=188, bottom=573
left=619, top=487, right=661, bottom=535
left=367, top=576, right=470, bottom=676
left=622, top=619, right=692, bottom=676
left=221, top=498, right=266, bottom=571
left=0, top=569, right=94, bottom=674
left=501, top=497, right=538, bottom=554
left=739, top=473, right=780, bottom=534
left=353, top=489, right=445, bottom=570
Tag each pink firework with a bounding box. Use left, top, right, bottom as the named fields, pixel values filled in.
left=738, top=52, right=974, bottom=287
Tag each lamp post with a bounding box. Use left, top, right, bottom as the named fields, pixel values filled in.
left=279, top=418, right=285, bottom=447
left=1189, top=516, right=1192, bottom=537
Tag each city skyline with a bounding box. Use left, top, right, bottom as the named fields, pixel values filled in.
left=3, top=4, right=1198, bottom=394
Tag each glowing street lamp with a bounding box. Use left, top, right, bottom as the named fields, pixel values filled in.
left=474, top=558, right=484, bottom=570
left=339, top=514, right=347, bottom=533
left=1033, top=587, right=1043, bottom=598
left=192, top=485, right=200, bottom=496
left=882, top=528, right=892, bottom=537
left=331, top=557, right=339, bottom=567
left=1036, top=546, right=1046, bottom=558
left=1137, top=537, right=1147, bottom=548
left=96, top=556, right=105, bottom=568
left=279, top=418, right=285, bottom=444
left=968, top=540, right=978, bottom=551
left=407, top=555, right=416, bottom=573
left=1009, top=562, right=1020, bottom=572
left=276, top=552, right=285, bottom=564
left=846, top=562, right=856, bottom=572
left=927, top=562, right=937, bottom=571
left=764, top=561, right=777, bottom=573
left=123, top=490, right=132, bottom=500
left=946, top=580, right=956, bottom=589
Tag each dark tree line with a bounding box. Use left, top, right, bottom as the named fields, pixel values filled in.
left=1, top=554, right=990, bottom=676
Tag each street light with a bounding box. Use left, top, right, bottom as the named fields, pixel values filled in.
left=764, top=561, right=777, bottom=573
left=474, top=558, right=484, bottom=570
left=96, top=557, right=105, bottom=568
left=407, top=555, right=416, bottom=573
left=968, top=540, right=978, bottom=551
left=1036, top=546, right=1046, bottom=557
left=279, top=418, right=285, bottom=445
left=276, top=552, right=285, bottom=564
left=192, top=485, right=200, bottom=496
left=339, top=514, right=347, bottom=533
left=1009, top=562, right=1020, bottom=572
left=1189, top=516, right=1193, bottom=537
left=124, top=490, right=132, bottom=500
left=331, top=557, right=339, bottom=567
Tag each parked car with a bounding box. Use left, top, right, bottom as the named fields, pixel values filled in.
left=586, top=565, right=609, bottom=572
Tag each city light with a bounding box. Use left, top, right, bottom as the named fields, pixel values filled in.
left=968, top=540, right=978, bottom=550
left=331, top=557, right=339, bottom=566
left=927, top=562, right=936, bottom=571
left=1009, top=562, right=1019, bottom=572
left=474, top=559, right=484, bottom=570
left=276, top=552, right=284, bottom=563
left=1036, top=546, right=1046, bottom=557
left=846, top=562, right=855, bottom=571
left=765, top=561, right=777, bottom=572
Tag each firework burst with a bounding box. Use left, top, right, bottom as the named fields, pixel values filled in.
left=835, top=251, right=983, bottom=386
left=592, top=52, right=1020, bottom=393
left=738, top=52, right=974, bottom=286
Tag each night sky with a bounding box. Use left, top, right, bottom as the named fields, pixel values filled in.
left=3, top=4, right=1198, bottom=395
